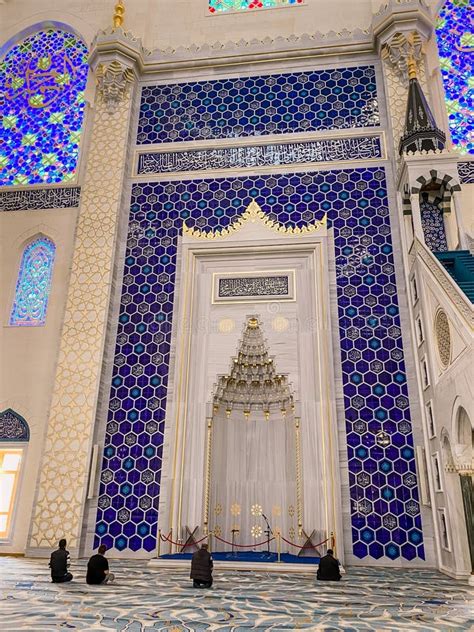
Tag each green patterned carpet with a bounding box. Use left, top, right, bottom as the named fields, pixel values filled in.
left=0, top=557, right=472, bottom=630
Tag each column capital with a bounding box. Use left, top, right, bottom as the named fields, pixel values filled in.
left=89, top=28, right=147, bottom=114
left=372, top=1, right=434, bottom=85
left=382, top=30, right=425, bottom=86
left=373, top=0, right=434, bottom=50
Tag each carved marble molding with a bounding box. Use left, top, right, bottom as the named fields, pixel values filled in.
left=89, top=28, right=147, bottom=115
left=373, top=0, right=433, bottom=49
left=383, top=30, right=423, bottom=85
left=96, top=60, right=135, bottom=115
left=151, top=28, right=373, bottom=63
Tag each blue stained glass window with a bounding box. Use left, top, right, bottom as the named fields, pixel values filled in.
left=209, top=0, right=303, bottom=13
left=0, top=28, right=89, bottom=186
left=436, top=0, right=473, bottom=155
left=10, top=237, right=56, bottom=326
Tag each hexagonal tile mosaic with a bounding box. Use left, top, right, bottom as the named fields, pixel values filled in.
left=137, top=66, right=380, bottom=144
left=95, top=166, right=424, bottom=561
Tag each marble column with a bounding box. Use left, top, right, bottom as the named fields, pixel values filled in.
left=27, top=29, right=144, bottom=555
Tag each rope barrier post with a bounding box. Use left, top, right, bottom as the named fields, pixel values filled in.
left=169, top=529, right=173, bottom=556
left=277, top=532, right=281, bottom=564
left=157, top=529, right=161, bottom=558
left=331, top=531, right=335, bottom=555
left=209, top=531, right=213, bottom=554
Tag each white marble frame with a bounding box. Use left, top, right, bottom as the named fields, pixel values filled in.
left=157, top=217, right=344, bottom=560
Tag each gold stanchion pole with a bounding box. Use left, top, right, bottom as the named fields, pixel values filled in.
left=157, top=529, right=161, bottom=558
left=277, top=532, right=281, bottom=564
left=209, top=531, right=213, bottom=554
left=169, top=528, right=173, bottom=556
left=331, top=531, right=335, bottom=555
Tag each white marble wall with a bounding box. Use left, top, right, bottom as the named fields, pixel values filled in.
left=0, top=208, right=78, bottom=553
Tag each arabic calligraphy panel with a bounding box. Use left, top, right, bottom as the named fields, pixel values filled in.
left=137, top=136, right=383, bottom=175
left=213, top=271, right=295, bottom=303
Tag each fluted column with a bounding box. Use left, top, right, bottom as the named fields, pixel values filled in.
left=27, top=28, right=144, bottom=555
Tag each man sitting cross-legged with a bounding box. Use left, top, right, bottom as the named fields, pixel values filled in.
left=86, top=544, right=115, bottom=585
left=317, top=549, right=342, bottom=581
left=49, top=538, right=73, bottom=583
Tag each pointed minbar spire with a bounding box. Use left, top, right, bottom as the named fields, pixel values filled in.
left=399, top=55, right=446, bottom=155
left=113, top=0, right=125, bottom=29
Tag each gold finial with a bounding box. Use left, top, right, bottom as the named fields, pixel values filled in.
left=248, top=317, right=259, bottom=329
left=113, top=0, right=125, bottom=29
left=407, top=54, right=417, bottom=81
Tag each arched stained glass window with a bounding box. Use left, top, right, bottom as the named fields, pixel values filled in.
left=0, top=28, right=89, bottom=186
left=10, top=237, right=56, bottom=327
left=436, top=0, right=473, bottom=155
left=209, top=0, right=303, bottom=13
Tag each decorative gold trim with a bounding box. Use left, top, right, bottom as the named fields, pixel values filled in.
left=113, top=0, right=125, bottom=29
left=169, top=248, right=194, bottom=541
left=315, top=245, right=331, bottom=540
left=203, top=417, right=213, bottom=534
left=183, top=201, right=327, bottom=240
left=295, top=417, right=303, bottom=530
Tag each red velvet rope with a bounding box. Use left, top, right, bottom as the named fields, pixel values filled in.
left=214, top=534, right=275, bottom=548
left=160, top=531, right=331, bottom=551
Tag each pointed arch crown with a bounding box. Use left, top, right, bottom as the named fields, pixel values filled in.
left=0, top=409, right=30, bottom=442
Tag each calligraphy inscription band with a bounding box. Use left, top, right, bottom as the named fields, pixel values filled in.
left=213, top=271, right=295, bottom=304
left=137, top=136, right=383, bottom=175
left=0, top=187, right=81, bottom=212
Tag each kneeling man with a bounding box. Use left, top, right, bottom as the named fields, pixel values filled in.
left=317, top=549, right=341, bottom=581
left=87, top=545, right=115, bottom=585
left=190, top=543, right=213, bottom=588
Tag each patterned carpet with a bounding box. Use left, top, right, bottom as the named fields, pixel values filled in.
left=0, top=557, right=472, bottom=631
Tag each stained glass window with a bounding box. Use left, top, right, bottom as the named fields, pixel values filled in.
left=209, top=0, right=303, bottom=13
left=0, top=28, right=89, bottom=186
left=436, top=0, right=474, bottom=155
left=10, top=237, right=56, bottom=326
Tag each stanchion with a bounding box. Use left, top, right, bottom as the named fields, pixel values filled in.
left=331, top=531, right=335, bottom=554
left=157, top=529, right=161, bottom=558
left=169, top=528, right=173, bottom=556
left=277, top=532, right=281, bottom=564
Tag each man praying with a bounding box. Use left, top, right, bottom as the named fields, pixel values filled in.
left=49, top=538, right=73, bottom=583
left=317, top=549, right=341, bottom=581
left=86, top=544, right=115, bottom=585
left=190, top=543, right=213, bottom=588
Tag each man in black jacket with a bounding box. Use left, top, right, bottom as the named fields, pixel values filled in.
left=49, top=539, right=73, bottom=583
left=86, top=544, right=115, bottom=584
left=190, top=543, right=213, bottom=588
left=317, top=549, right=341, bottom=581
